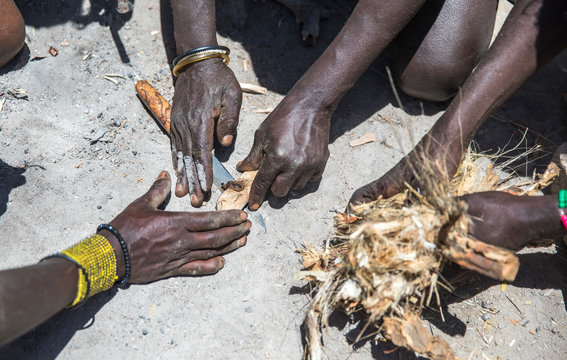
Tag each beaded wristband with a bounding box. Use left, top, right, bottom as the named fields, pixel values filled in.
left=559, top=208, right=567, bottom=230
left=97, top=224, right=131, bottom=287
left=43, top=234, right=118, bottom=308
left=172, top=46, right=230, bottom=77
left=559, top=189, right=567, bottom=209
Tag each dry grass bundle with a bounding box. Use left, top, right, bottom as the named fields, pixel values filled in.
left=298, top=147, right=559, bottom=360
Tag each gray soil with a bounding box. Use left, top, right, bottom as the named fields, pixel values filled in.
left=1, top=0, right=566, bottom=359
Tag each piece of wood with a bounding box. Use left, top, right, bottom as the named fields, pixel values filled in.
left=136, top=80, right=172, bottom=134
left=239, top=83, right=267, bottom=94
left=349, top=133, right=376, bottom=147
left=216, top=170, right=258, bottom=210
left=383, top=314, right=457, bottom=360
left=443, top=233, right=519, bottom=282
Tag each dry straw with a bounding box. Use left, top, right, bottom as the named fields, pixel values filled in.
left=297, top=146, right=559, bottom=360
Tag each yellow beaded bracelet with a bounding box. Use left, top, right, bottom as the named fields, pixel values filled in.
left=46, top=234, right=118, bottom=307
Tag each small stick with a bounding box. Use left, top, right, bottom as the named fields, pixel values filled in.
left=135, top=80, right=172, bottom=134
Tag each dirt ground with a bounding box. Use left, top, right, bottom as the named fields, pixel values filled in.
left=1, top=0, right=566, bottom=359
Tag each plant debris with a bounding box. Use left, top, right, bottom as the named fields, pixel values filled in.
left=48, top=46, right=58, bottom=57
left=240, top=83, right=267, bottom=94
left=298, top=148, right=559, bottom=359
left=349, top=133, right=376, bottom=147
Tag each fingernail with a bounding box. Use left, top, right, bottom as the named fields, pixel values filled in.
left=238, top=237, right=247, bottom=246
left=245, top=221, right=252, bottom=230
left=240, top=211, right=248, bottom=221
left=191, top=194, right=198, bottom=205
left=219, top=258, right=225, bottom=267
left=175, top=183, right=183, bottom=196
left=157, top=170, right=167, bottom=179
left=249, top=203, right=259, bottom=211
left=222, top=135, right=233, bottom=145
left=236, top=161, right=243, bottom=168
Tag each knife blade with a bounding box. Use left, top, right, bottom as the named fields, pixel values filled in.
left=212, top=156, right=266, bottom=232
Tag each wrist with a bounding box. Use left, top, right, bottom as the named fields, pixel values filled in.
left=525, top=195, right=565, bottom=240
left=98, top=229, right=126, bottom=280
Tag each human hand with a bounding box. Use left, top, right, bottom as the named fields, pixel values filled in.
left=236, top=97, right=331, bottom=210
left=348, top=159, right=414, bottom=210
left=460, top=191, right=562, bottom=251
left=103, top=171, right=251, bottom=283
left=171, top=59, right=242, bottom=207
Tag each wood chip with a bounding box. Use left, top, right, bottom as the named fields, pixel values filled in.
left=240, top=83, right=267, bottom=94
left=150, top=30, right=160, bottom=36
left=349, top=133, right=376, bottom=147
left=48, top=46, right=58, bottom=56
left=242, top=59, right=249, bottom=72
left=253, top=108, right=273, bottom=114
left=60, top=40, right=69, bottom=47
left=216, top=171, right=257, bottom=210
left=0, top=97, right=5, bottom=113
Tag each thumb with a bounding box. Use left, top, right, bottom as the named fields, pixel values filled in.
left=141, top=171, right=172, bottom=208
left=236, top=130, right=264, bottom=172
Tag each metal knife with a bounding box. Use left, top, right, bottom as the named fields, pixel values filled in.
left=212, top=156, right=266, bottom=232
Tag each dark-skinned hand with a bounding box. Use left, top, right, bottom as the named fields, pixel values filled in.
left=237, top=97, right=331, bottom=210
left=102, top=171, right=251, bottom=283
left=460, top=191, right=563, bottom=251
left=171, top=58, right=242, bottom=207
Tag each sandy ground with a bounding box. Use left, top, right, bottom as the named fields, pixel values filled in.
left=1, top=0, right=567, bottom=359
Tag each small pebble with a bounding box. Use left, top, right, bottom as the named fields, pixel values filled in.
left=244, top=306, right=253, bottom=313
left=481, top=300, right=489, bottom=309
left=142, top=328, right=148, bottom=335
left=552, top=328, right=559, bottom=334
left=97, top=205, right=102, bottom=210
left=481, top=314, right=491, bottom=321
left=113, top=118, right=121, bottom=126
left=132, top=150, right=138, bottom=156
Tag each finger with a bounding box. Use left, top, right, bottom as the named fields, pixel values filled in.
left=182, top=134, right=204, bottom=207
left=248, top=159, right=281, bottom=211
left=175, top=150, right=189, bottom=197
left=292, top=171, right=315, bottom=191
left=186, top=221, right=251, bottom=250
left=139, top=171, right=172, bottom=208
left=173, top=257, right=225, bottom=276
left=187, top=236, right=247, bottom=261
left=171, top=141, right=178, bottom=176
left=236, top=129, right=264, bottom=172
left=192, top=120, right=214, bottom=193
left=217, top=85, right=242, bottom=146
left=182, top=209, right=248, bottom=231
left=270, top=171, right=297, bottom=198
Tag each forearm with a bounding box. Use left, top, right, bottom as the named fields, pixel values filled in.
left=171, top=0, right=218, bottom=54
left=421, top=0, right=567, bottom=174
left=287, top=0, right=426, bottom=109
left=0, top=258, right=77, bottom=346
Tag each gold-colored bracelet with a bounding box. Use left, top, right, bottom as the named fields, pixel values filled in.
left=44, top=234, right=118, bottom=307
left=172, top=50, right=230, bottom=77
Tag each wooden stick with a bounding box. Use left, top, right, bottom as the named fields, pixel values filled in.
left=135, top=80, right=172, bottom=134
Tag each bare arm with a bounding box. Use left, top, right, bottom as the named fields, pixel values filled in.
left=0, top=172, right=250, bottom=346
left=350, top=0, right=567, bottom=205
left=169, top=0, right=242, bottom=207
left=238, top=0, right=427, bottom=209
left=0, top=258, right=77, bottom=346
